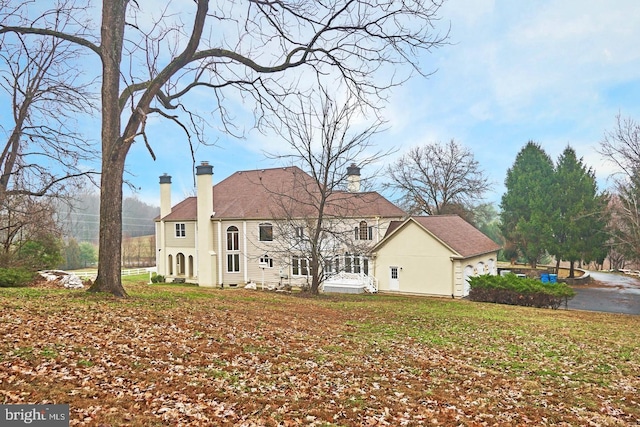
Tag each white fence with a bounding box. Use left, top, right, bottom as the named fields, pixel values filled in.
left=75, top=267, right=157, bottom=279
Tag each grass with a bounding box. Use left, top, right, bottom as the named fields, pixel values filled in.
left=0, top=279, right=639, bottom=426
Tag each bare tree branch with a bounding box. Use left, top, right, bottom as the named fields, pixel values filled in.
left=385, top=140, right=490, bottom=218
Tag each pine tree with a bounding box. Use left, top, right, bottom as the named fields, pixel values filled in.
left=549, top=147, right=607, bottom=277
left=500, top=142, right=555, bottom=268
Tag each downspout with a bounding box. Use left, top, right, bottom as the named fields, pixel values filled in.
left=217, top=220, right=222, bottom=286
left=243, top=221, right=248, bottom=284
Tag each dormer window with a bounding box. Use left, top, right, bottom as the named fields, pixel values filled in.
left=259, top=223, right=273, bottom=241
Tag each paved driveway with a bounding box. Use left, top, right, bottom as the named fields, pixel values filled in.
left=566, top=271, right=640, bottom=315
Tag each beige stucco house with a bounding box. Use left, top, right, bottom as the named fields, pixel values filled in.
left=372, top=216, right=501, bottom=298
left=155, top=162, right=405, bottom=289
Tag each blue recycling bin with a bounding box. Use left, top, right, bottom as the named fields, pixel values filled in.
left=549, top=274, right=557, bottom=283
left=540, top=273, right=549, bottom=283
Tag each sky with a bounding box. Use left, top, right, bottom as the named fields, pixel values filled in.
left=4, top=1, right=640, bottom=209
left=125, top=0, right=640, bottom=208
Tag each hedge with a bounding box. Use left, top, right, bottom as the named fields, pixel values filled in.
left=468, top=273, right=576, bottom=309
left=0, top=268, right=36, bottom=288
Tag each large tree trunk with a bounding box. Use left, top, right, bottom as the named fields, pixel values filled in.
left=88, top=0, right=127, bottom=297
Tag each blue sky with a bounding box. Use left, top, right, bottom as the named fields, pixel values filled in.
left=127, top=0, right=640, bottom=208
left=4, top=1, right=640, bottom=209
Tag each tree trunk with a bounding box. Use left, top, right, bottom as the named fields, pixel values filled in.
left=88, top=0, right=127, bottom=297
left=90, top=159, right=127, bottom=296
left=569, top=260, right=575, bottom=279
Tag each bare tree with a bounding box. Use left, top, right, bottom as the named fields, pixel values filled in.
left=262, top=89, right=390, bottom=294
left=1, top=0, right=448, bottom=296
left=385, top=140, right=490, bottom=219
left=0, top=6, right=98, bottom=206
left=0, top=193, right=62, bottom=268
left=600, top=114, right=640, bottom=179
left=599, top=115, right=640, bottom=267
left=0, top=2, right=98, bottom=270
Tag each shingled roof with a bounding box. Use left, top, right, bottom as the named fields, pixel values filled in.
left=160, top=166, right=405, bottom=221
left=382, top=215, right=501, bottom=258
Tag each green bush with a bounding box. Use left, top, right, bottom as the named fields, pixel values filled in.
left=0, top=268, right=36, bottom=288
left=150, top=273, right=165, bottom=283
left=468, top=273, right=575, bottom=309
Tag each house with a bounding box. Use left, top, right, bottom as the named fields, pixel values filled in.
left=372, top=216, right=501, bottom=297
left=155, top=162, right=406, bottom=289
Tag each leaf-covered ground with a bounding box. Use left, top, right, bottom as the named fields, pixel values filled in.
left=1, top=279, right=639, bottom=426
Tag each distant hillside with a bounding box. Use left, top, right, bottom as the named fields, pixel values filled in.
left=55, top=194, right=159, bottom=243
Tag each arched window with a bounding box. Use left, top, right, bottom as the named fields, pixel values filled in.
left=359, top=221, right=368, bottom=240
left=355, top=221, right=373, bottom=240
left=226, top=226, right=240, bottom=273
left=227, top=226, right=239, bottom=251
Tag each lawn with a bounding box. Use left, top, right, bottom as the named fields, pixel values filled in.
left=0, top=277, right=639, bottom=426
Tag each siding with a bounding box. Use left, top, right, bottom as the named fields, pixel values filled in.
left=164, top=221, right=196, bottom=248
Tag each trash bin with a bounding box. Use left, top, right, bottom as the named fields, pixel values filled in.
left=549, top=274, right=557, bottom=283
left=541, top=273, right=549, bottom=283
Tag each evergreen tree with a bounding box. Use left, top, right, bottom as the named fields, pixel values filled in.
left=79, top=242, right=97, bottom=269
left=500, top=142, right=555, bottom=268
left=549, top=147, right=607, bottom=277
left=64, top=239, right=81, bottom=270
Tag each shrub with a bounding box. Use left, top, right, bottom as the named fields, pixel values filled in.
left=150, top=273, right=165, bottom=283
left=0, top=268, right=36, bottom=288
left=468, top=274, right=575, bottom=309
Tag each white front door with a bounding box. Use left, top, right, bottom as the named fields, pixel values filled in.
left=389, top=266, right=399, bottom=290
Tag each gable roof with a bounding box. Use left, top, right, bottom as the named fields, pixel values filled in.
left=160, top=166, right=405, bottom=221
left=378, top=215, right=501, bottom=258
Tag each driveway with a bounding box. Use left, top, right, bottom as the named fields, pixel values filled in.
left=566, top=270, right=640, bottom=315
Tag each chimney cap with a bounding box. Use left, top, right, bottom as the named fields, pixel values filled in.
left=159, top=173, right=172, bottom=184
left=347, top=163, right=361, bottom=176
left=196, top=161, right=214, bottom=176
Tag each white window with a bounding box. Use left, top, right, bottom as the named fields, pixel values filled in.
left=227, top=254, right=240, bottom=272
left=354, top=221, right=373, bottom=240
left=259, top=254, right=273, bottom=268
left=227, top=226, right=239, bottom=250
left=226, top=226, right=240, bottom=273
left=175, top=223, right=186, bottom=238
left=295, top=226, right=304, bottom=240
left=292, top=256, right=309, bottom=276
